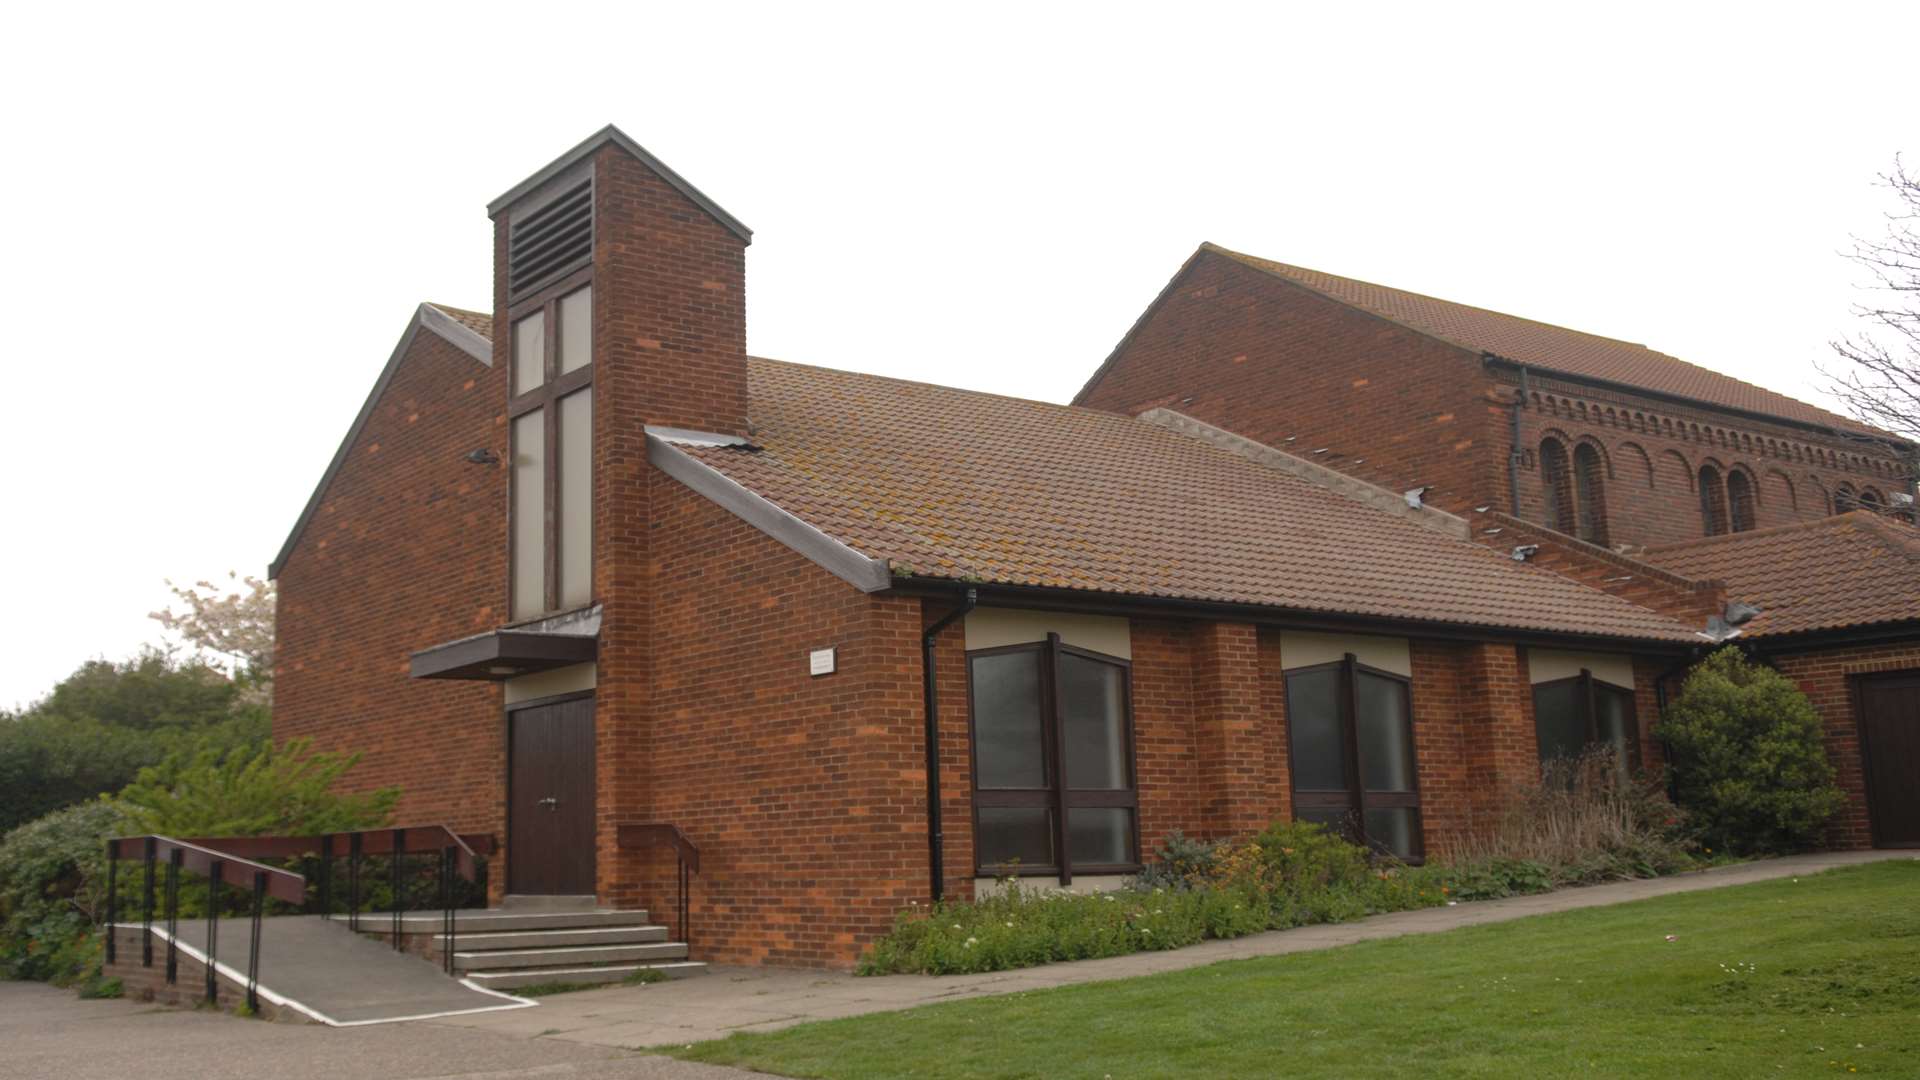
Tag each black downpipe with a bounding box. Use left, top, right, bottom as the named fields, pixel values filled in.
left=1508, top=361, right=1530, bottom=514
left=921, top=587, right=978, bottom=904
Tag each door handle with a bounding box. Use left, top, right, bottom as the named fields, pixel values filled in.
left=538, top=797, right=559, bottom=810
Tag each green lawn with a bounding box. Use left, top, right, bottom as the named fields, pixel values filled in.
left=673, top=862, right=1920, bottom=1078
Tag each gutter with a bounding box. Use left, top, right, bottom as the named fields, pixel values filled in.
left=921, top=586, right=977, bottom=904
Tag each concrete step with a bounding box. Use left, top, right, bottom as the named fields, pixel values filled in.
left=365, top=908, right=653, bottom=935
left=435, top=924, right=669, bottom=954
left=465, top=961, right=708, bottom=990
left=451, top=940, right=688, bottom=972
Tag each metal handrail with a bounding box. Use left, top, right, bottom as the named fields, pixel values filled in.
left=105, top=825, right=496, bottom=1001
left=616, top=823, right=699, bottom=952
left=178, top=825, right=488, bottom=972
left=105, top=835, right=309, bottom=1012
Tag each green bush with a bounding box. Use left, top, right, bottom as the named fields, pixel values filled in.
left=0, top=801, right=129, bottom=983
left=859, top=823, right=1451, bottom=976
left=1661, top=648, right=1846, bottom=854
left=117, top=738, right=398, bottom=837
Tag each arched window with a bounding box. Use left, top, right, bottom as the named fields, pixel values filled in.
left=1726, top=470, right=1756, bottom=532
left=1859, top=488, right=1884, bottom=512
left=1699, top=465, right=1729, bottom=536
left=1540, top=438, right=1573, bottom=533
left=1835, top=483, right=1859, bottom=513
left=1572, top=443, right=1610, bottom=546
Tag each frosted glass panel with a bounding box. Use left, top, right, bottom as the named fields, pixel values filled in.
left=512, top=311, right=545, bottom=396
left=1287, top=668, right=1345, bottom=791
left=1356, top=673, right=1414, bottom=793
left=978, top=807, right=1052, bottom=869
left=971, top=651, right=1046, bottom=789
left=1067, top=808, right=1131, bottom=866
left=1059, top=654, right=1128, bottom=790
left=1595, top=687, right=1634, bottom=769
left=1364, top=808, right=1419, bottom=860
left=558, top=286, right=591, bottom=375
left=1533, top=681, right=1586, bottom=765
left=557, top=388, right=592, bottom=609
left=511, top=409, right=545, bottom=619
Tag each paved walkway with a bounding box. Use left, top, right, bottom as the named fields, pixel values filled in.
left=0, top=980, right=756, bottom=1080
left=436, top=848, right=1912, bottom=1049
left=153, top=913, right=529, bottom=1024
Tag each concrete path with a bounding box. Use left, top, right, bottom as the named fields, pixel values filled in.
left=0, top=980, right=758, bottom=1080
left=151, top=913, right=531, bottom=1024
left=437, top=848, right=1914, bottom=1049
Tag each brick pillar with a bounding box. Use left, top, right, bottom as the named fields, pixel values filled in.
left=1460, top=642, right=1536, bottom=831
left=1192, top=621, right=1269, bottom=838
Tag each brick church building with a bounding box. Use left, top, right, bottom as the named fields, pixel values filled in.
left=271, top=128, right=1920, bottom=968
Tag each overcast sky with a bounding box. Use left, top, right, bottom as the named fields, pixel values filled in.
left=1, top=2, right=1913, bottom=708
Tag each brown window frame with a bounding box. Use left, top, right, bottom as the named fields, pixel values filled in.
left=1531, top=670, right=1641, bottom=770
left=1572, top=442, right=1610, bottom=546
left=1726, top=469, right=1757, bottom=532
left=966, top=634, right=1140, bottom=884
left=508, top=266, right=594, bottom=619
left=1284, top=654, right=1423, bottom=863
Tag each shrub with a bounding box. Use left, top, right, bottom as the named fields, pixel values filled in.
left=1450, top=746, right=1695, bottom=887
left=1661, top=648, right=1846, bottom=854
left=0, top=800, right=129, bottom=983
left=1131, top=830, right=1221, bottom=891
left=117, top=737, right=398, bottom=837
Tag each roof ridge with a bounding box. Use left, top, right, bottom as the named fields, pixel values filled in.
left=1642, top=512, right=1868, bottom=555
left=747, top=354, right=1122, bottom=420
left=1137, top=408, right=1471, bottom=541
left=1204, top=243, right=1655, bottom=352
left=1202, top=243, right=1880, bottom=438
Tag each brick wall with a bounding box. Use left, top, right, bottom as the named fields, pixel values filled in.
left=1769, top=642, right=1920, bottom=849
left=1076, top=250, right=1508, bottom=515
left=273, top=325, right=509, bottom=842
left=1077, top=248, right=1908, bottom=550
left=104, top=927, right=307, bottom=1022
left=1508, top=372, right=1907, bottom=549
left=637, top=473, right=923, bottom=967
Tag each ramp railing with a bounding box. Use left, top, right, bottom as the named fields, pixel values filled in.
left=105, top=825, right=496, bottom=1009
left=104, top=836, right=305, bottom=1013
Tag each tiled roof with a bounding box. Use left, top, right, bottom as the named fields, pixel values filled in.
left=428, top=303, right=493, bottom=339
left=1208, top=245, right=1879, bottom=435
left=1643, top=512, right=1920, bottom=637
left=677, top=357, right=1704, bottom=643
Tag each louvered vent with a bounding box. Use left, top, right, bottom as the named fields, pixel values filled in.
left=508, top=177, right=592, bottom=301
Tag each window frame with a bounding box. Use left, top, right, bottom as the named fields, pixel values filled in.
left=1540, top=437, right=1574, bottom=535
left=1726, top=469, right=1757, bottom=532
left=1571, top=442, right=1610, bottom=546
left=1530, top=669, right=1641, bottom=771
left=507, top=267, right=595, bottom=619
left=965, top=634, right=1140, bottom=884
left=1284, top=654, right=1423, bottom=863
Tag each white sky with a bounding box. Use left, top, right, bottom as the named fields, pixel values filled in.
left=1, top=2, right=1914, bottom=709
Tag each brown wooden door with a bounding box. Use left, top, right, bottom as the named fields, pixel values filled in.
left=507, top=696, right=597, bottom=894
left=1859, top=672, right=1920, bottom=848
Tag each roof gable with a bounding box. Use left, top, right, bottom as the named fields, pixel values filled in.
left=1207, top=244, right=1885, bottom=437
left=267, top=304, right=492, bottom=580
left=486, top=125, right=752, bottom=245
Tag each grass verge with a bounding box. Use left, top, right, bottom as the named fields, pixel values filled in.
left=672, top=861, right=1919, bottom=1078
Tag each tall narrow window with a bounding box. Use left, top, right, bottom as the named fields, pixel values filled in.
left=1286, top=655, right=1422, bottom=861
left=1539, top=438, right=1573, bottom=533
left=509, top=282, right=593, bottom=619
left=1726, top=470, right=1756, bottom=532
left=1532, top=669, right=1639, bottom=771
left=1572, top=443, right=1609, bottom=545
left=968, top=635, right=1137, bottom=883
left=1699, top=465, right=1729, bottom=536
